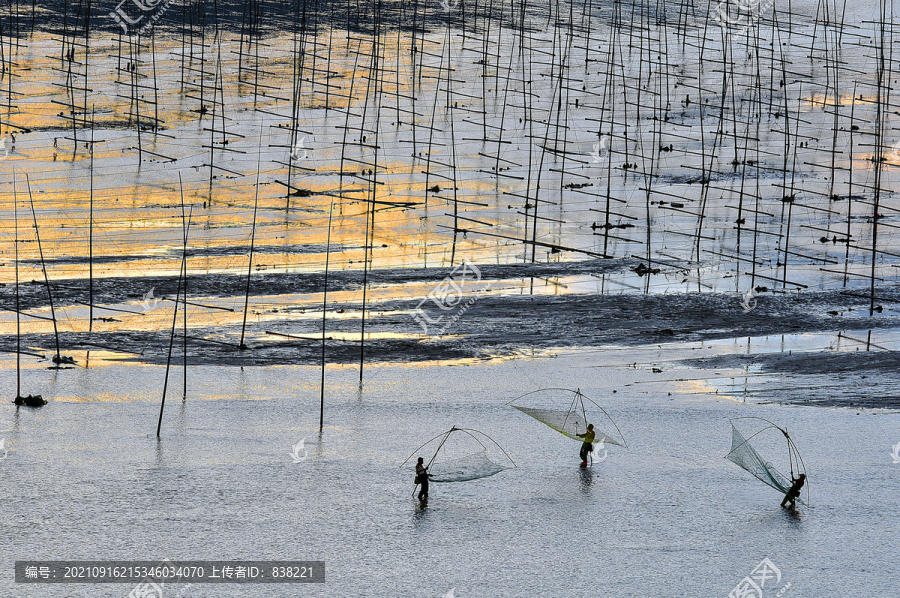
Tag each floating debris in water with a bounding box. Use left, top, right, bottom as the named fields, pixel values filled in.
left=632, top=263, right=661, bottom=276
left=14, top=394, right=46, bottom=407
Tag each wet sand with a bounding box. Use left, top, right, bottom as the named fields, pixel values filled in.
left=5, top=257, right=900, bottom=409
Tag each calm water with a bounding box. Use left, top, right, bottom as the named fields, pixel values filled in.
left=2, top=0, right=900, bottom=595
left=2, top=348, right=897, bottom=597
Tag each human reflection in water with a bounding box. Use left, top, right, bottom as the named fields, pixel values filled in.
left=412, top=493, right=430, bottom=524
left=579, top=464, right=594, bottom=494
left=779, top=496, right=803, bottom=523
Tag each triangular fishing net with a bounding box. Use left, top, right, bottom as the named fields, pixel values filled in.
left=512, top=405, right=623, bottom=446
left=429, top=450, right=508, bottom=483
left=726, top=423, right=801, bottom=501
left=401, top=427, right=516, bottom=485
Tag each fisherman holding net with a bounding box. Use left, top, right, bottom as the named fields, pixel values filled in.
left=576, top=424, right=596, bottom=466
left=781, top=473, right=806, bottom=509
left=415, top=457, right=432, bottom=500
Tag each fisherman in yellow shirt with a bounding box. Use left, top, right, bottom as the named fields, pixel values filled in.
left=576, top=424, right=596, bottom=466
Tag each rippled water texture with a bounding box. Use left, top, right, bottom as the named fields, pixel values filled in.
left=2, top=351, right=898, bottom=597
left=2, top=0, right=900, bottom=595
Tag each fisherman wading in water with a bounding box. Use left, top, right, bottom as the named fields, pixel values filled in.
left=415, top=457, right=432, bottom=500
left=781, top=473, right=805, bottom=508
left=576, top=424, right=596, bottom=466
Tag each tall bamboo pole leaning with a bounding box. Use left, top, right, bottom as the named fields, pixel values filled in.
left=26, top=175, right=68, bottom=365
left=13, top=171, right=21, bottom=400
left=239, top=126, right=264, bottom=350
left=157, top=203, right=193, bottom=438
left=180, top=174, right=189, bottom=399
left=320, top=196, right=334, bottom=431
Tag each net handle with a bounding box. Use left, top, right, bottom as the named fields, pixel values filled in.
left=427, top=428, right=456, bottom=470
left=576, top=391, right=629, bottom=449
left=562, top=390, right=582, bottom=435
left=508, top=388, right=628, bottom=448
left=399, top=428, right=456, bottom=469
left=785, top=432, right=810, bottom=505
left=400, top=427, right=517, bottom=471
left=728, top=417, right=810, bottom=506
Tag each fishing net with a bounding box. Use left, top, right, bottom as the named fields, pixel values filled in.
left=403, top=427, right=516, bottom=485
left=429, top=450, right=508, bottom=483
left=726, top=424, right=798, bottom=499
left=512, top=405, right=623, bottom=446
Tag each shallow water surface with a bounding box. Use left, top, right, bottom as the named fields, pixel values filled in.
left=1, top=351, right=897, bottom=597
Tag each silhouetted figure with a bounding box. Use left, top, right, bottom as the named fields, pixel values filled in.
left=781, top=473, right=806, bottom=508
left=415, top=457, right=432, bottom=500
